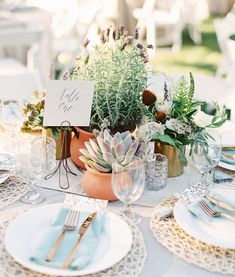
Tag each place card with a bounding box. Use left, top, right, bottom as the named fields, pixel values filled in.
left=43, top=80, right=95, bottom=126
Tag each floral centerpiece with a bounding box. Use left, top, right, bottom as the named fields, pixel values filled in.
left=137, top=73, right=227, bottom=176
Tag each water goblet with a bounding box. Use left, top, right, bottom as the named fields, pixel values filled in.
left=112, top=156, right=145, bottom=224
left=191, top=131, right=221, bottom=186
left=1, top=99, right=23, bottom=136
left=19, top=136, right=56, bottom=204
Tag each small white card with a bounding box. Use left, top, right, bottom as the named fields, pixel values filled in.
left=43, top=80, right=95, bottom=126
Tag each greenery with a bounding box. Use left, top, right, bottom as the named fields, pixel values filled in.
left=141, top=73, right=227, bottom=165
left=71, top=27, right=151, bottom=131
left=151, top=17, right=221, bottom=76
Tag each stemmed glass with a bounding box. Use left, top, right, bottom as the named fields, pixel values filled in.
left=191, top=130, right=221, bottom=186
left=18, top=137, right=56, bottom=204
left=112, top=156, right=145, bottom=224
left=1, top=99, right=23, bottom=135
left=1, top=99, right=24, bottom=154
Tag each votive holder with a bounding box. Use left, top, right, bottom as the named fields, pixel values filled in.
left=145, top=153, right=168, bottom=191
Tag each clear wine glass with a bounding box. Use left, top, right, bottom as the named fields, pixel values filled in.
left=19, top=136, right=56, bottom=204
left=1, top=99, right=23, bottom=136
left=112, top=156, right=145, bottom=224
left=0, top=99, right=24, bottom=154
left=191, top=130, right=221, bottom=186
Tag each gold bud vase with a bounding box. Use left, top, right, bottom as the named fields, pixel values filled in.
left=42, top=128, right=71, bottom=160
left=155, top=142, right=184, bottom=177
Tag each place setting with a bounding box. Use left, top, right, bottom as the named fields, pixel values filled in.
left=150, top=129, right=235, bottom=275
left=1, top=194, right=146, bottom=277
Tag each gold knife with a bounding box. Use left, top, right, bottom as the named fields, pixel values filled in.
left=205, top=194, right=235, bottom=212
left=62, top=212, right=97, bottom=269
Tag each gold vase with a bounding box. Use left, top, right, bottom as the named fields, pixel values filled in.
left=155, top=142, right=184, bottom=177
left=42, top=128, right=71, bottom=160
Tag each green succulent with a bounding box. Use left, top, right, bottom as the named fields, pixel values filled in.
left=79, top=129, right=140, bottom=173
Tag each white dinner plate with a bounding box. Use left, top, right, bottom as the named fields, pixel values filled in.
left=174, top=200, right=235, bottom=249
left=218, top=160, right=235, bottom=171
left=4, top=204, right=133, bottom=276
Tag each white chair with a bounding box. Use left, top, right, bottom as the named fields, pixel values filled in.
left=0, top=29, right=43, bottom=100
left=133, top=0, right=183, bottom=53
left=214, top=12, right=235, bottom=81
left=133, top=0, right=209, bottom=52
left=0, top=73, right=41, bottom=102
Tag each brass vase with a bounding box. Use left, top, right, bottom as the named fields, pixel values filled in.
left=155, top=142, right=184, bottom=177
left=42, top=128, right=71, bottom=160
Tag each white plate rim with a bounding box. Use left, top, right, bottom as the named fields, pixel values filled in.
left=218, top=160, right=235, bottom=171
left=173, top=200, right=235, bottom=249
left=4, top=204, right=133, bottom=276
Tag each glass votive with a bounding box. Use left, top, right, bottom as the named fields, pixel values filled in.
left=145, top=153, right=168, bottom=191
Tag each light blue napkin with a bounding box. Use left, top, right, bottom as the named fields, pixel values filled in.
left=221, top=149, right=235, bottom=165
left=30, top=208, right=105, bottom=270
left=207, top=189, right=235, bottom=209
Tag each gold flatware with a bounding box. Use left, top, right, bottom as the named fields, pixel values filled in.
left=0, top=169, right=9, bottom=174
left=62, top=212, right=97, bottom=269
left=199, top=199, right=235, bottom=222
left=46, top=209, right=79, bottom=262
left=205, top=194, right=235, bottom=212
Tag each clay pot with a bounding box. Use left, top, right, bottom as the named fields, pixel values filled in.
left=155, top=142, right=184, bottom=177
left=81, top=164, right=117, bottom=201
left=70, top=127, right=95, bottom=169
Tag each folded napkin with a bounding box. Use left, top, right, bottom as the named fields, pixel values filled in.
left=186, top=199, right=235, bottom=237
left=30, top=208, right=105, bottom=270
left=207, top=188, right=235, bottom=209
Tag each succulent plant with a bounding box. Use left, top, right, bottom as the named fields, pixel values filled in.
left=79, top=129, right=140, bottom=173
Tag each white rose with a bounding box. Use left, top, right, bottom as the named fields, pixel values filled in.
left=193, top=110, right=213, bottom=128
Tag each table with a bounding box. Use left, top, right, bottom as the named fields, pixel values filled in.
left=0, top=167, right=232, bottom=276
left=0, top=127, right=234, bottom=277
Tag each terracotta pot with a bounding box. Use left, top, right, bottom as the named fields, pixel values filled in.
left=42, top=128, right=71, bottom=160
left=70, top=127, right=95, bottom=169
left=81, top=164, right=117, bottom=201
left=155, top=142, right=184, bottom=177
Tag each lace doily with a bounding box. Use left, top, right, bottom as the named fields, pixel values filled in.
left=0, top=176, right=31, bottom=209
left=0, top=208, right=146, bottom=277
left=150, top=197, right=235, bottom=275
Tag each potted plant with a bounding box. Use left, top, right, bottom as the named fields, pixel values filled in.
left=137, top=73, right=227, bottom=177
left=68, top=26, right=152, bottom=168
left=21, top=91, right=78, bottom=159
left=79, top=129, right=140, bottom=201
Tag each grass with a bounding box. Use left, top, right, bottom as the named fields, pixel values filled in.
left=150, top=17, right=222, bottom=76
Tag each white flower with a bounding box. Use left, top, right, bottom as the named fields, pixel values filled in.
left=165, top=118, right=192, bottom=135
left=192, top=110, right=213, bottom=128
left=155, top=94, right=172, bottom=114
left=137, top=122, right=165, bottom=141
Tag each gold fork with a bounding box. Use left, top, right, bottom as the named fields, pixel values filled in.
left=199, top=199, right=235, bottom=222
left=46, top=209, right=79, bottom=262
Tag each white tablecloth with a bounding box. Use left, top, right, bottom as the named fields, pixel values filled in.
left=0, top=164, right=231, bottom=277
left=0, top=127, right=234, bottom=276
